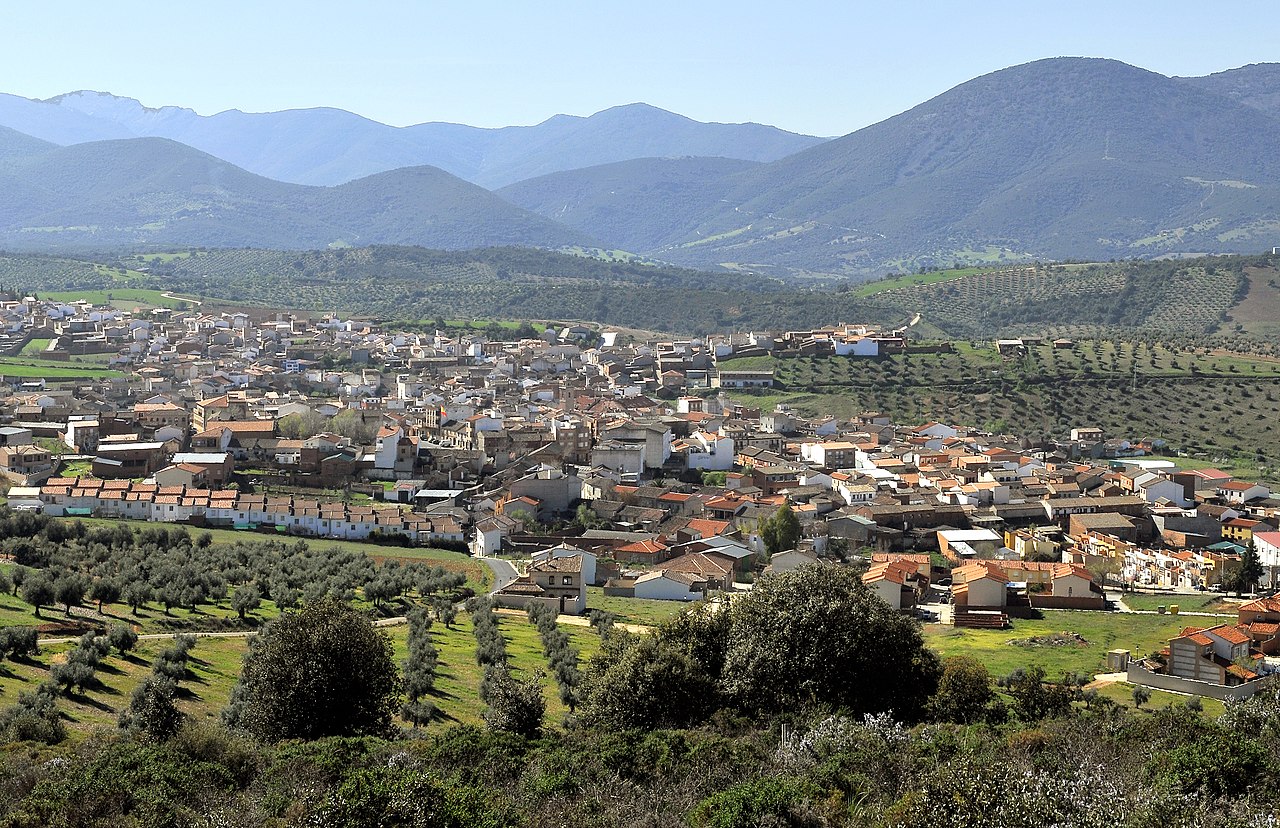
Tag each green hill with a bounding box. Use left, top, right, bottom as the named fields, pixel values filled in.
left=498, top=156, right=758, bottom=252
left=1180, top=62, right=1280, bottom=120
left=5, top=248, right=1277, bottom=346
left=506, top=58, right=1280, bottom=279
left=0, top=137, right=593, bottom=251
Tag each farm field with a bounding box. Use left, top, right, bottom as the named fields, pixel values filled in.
left=17, top=338, right=50, bottom=356
left=860, top=260, right=1256, bottom=341
left=853, top=265, right=1002, bottom=297
left=922, top=610, right=1195, bottom=679
left=1221, top=264, right=1280, bottom=340
left=55, top=515, right=491, bottom=592
left=41, top=288, right=190, bottom=309
left=1088, top=680, right=1226, bottom=717
left=0, top=608, right=606, bottom=740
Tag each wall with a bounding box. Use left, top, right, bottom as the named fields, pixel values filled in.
left=1030, top=594, right=1106, bottom=610
left=1126, top=664, right=1269, bottom=701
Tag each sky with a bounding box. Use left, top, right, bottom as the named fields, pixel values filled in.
left=4, top=1, right=1277, bottom=136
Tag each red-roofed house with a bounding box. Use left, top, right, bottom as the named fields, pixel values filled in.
left=1167, top=624, right=1256, bottom=685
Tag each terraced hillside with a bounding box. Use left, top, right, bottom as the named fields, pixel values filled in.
left=858, top=260, right=1251, bottom=340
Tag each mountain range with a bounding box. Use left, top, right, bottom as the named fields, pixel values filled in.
left=0, top=129, right=591, bottom=252
left=1, top=58, right=1279, bottom=276
left=0, top=93, right=824, bottom=188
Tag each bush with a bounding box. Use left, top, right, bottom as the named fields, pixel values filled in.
left=688, top=777, right=814, bottom=828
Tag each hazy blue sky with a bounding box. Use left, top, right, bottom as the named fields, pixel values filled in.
left=6, top=1, right=1275, bottom=136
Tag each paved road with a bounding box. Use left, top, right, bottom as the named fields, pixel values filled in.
left=480, top=556, right=520, bottom=594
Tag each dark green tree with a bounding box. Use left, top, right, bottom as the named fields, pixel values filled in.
left=107, top=622, right=139, bottom=656
left=55, top=572, right=89, bottom=617
left=480, top=664, right=544, bottom=738
left=1231, top=543, right=1265, bottom=597
left=759, top=504, right=801, bottom=557
left=223, top=599, right=399, bottom=742
left=119, top=674, right=185, bottom=741
left=21, top=573, right=55, bottom=618
left=231, top=584, right=262, bottom=620
left=401, top=607, right=438, bottom=728
left=122, top=581, right=153, bottom=615
left=929, top=655, right=996, bottom=723
left=579, top=632, right=718, bottom=730
left=90, top=577, right=121, bottom=614
left=720, top=564, right=940, bottom=719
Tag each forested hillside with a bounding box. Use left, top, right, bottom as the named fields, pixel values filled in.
left=505, top=58, right=1280, bottom=279
left=1, top=249, right=1277, bottom=343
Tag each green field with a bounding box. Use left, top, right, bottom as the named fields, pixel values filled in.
left=17, top=338, right=50, bottom=357
left=41, top=288, right=192, bottom=309
left=584, top=586, right=689, bottom=627
left=722, top=339, right=1280, bottom=484
left=1118, top=592, right=1240, bottom=614
left=853, top=265, right=990, bottom=297
left=0, top=358, right=125, bottom=379
left=923, top=610, right=1194, bottom=679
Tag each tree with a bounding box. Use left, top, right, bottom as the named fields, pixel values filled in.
left=0, top=626, right=38, bottom=661
left=401, top=608, right=439, bottom=729
left=108, top=622, right=139, bottom=656
left=572, top=502, right=605, bottom=531
left=998, top=667, right=1077, bottom=721
left=481, top=664, right=544, bottom=738
left=0, top=569, right=10, bottom=597
left=433, top=596, right=457, bottom=629
left=231, top=584, right=262, bottom=620
left=21, top=574, right=55, bottom=618
left=122, top=581, right=154, bottom=615
left=0, top=682, right=65, bottom=744
left=90, top=578, right=121, bottom=614
left=55, top=573, right=89, bottom=616
left=119, top=674, right=184, bottom=741
left=719, top=564, right=940, bottom=719
left=929, top=655, right=995, bottom=723
left=1231, top=544, right=1265, bottom=597
left=579, top=632, right=718, bottom=731
left=223, top=599, right=399, bottom=742
left=1132, top=685, right=1152, bottom=709
left=587, top=609, right=615, bottom=639
left=759, top=504, right=801, bottom=558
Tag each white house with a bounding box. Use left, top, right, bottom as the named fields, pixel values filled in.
left=633, top=570, right=702, bottom=601
left=1253, top=531, right=1280, bottom=590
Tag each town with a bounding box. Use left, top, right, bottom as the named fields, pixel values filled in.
left=1, top=293, right=1277, bottom=703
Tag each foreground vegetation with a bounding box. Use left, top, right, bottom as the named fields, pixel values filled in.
left=0, top=565, right=1276, bottom=827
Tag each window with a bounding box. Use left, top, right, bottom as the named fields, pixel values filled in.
left=562, top=576, right=572, bottom=585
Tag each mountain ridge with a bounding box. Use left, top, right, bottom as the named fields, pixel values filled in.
left=0, top=92, right=826, bottom=188
left=503, top=57, right=1280, bottom=278
left=0, top=134, right=593, bottom=252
